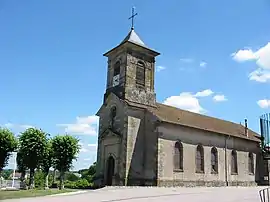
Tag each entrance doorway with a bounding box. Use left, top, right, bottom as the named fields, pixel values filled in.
left=106, top=156, right=115, bottom=186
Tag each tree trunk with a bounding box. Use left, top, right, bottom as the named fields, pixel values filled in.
left=59, top=171, right=65, bottom=190
left=29, top=168, right=35, bottom=189
left=20, top=170, right=28, bottom=190
left=52, top=168, right=56, bottom=183
left=44, top=172, right=49, bottom=190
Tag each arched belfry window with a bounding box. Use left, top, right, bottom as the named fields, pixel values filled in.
left=231, top=150, right=238, bottom=174
left=211, top=147, right=218, bottom=173
left=113, top=61, right=120, bottom=87
left=248, top=152, right=254, bottom=174
left=196, top=145, right=204, bottom=173
left=174, top=141, right=183, bottom=171
left=136, top=61, right=145, bottom=86
left=114, top=61, right=120, bottom=76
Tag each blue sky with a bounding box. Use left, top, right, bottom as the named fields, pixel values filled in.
left=1, top=0, right=270, bottom=170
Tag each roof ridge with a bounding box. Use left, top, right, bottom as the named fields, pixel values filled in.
left=157, top=102, right=248, bottom=129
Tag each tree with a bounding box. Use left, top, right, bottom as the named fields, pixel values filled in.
left=88, top=162, right=96, bottom=176
left=18, top=128, right=48, bottom=189
left=1, top=169, right=13, bottom=180
left=40, top=139, right=53, bottom=189
left=17, top=149, right=28, bottom=189
left=78, top=162, right=96, bottom=183
left=0, top=128, right=17, bottom=174
left=51, top=135, right=80, bottom=190
left=65, top=172, right=80, bottom=181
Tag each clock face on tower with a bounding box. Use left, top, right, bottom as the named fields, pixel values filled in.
left=113, top=74, right=120, bottom=87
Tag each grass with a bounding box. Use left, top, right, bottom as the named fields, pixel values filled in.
left=0, top=189, right=74, bottom=200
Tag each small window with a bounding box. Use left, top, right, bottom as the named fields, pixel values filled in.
left=231, top=150, right=238, bottom=174
left=248, top=152, right=254, bottom=174
left=114, top=61, right=120, bottom=76
left=136, top=61, right=145, bottom=86
left=211, top=147, right=218, bottom=173
left=196, top=145, right=204, bottom=173
left=174, top=141, right=183, bottom=171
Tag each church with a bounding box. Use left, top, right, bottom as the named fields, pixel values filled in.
left=94, top=20, right=265, bottom=187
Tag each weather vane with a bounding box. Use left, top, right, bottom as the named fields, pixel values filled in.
left=128, top=7, right=137, bottom=30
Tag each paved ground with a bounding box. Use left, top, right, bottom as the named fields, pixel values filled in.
left=2, top=186, right=269, bottom=202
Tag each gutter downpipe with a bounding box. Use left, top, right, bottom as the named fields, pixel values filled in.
left=225, top=134, right=231, bottom=186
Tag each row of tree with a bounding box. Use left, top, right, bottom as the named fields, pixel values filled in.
left=0, top=127, right=81, bottom=190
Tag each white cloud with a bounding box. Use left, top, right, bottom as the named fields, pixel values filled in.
left=156, top=66, right=166, bottom=72
left=180, top=58, right=193, bottom=63
left=163, top=91, right=209, bottom=114
left=83, top=158, right=92, bottom=161
left=163, top=89, right=227, bottom=113
left=2, top=123, right=34, bottom=130
left=87, top=143, right=96, bottom=147
left=80, top=147, right=89, bottom=153
left=194, top=89, right=214, bottom=97
left=257, top=99, right=270, bottom=109
left=199, top=61, right=207, bottom=67
left=249, top=69, right=270, bottom=83
left=78, top=142, right=97, bottom=153
left=232, top=42, right=270, bottom=82
left=57, top=115, right=99, bottom=136
left=213, top=94, right=227, bottom=102
left=231, top=49, right=257, bottom=62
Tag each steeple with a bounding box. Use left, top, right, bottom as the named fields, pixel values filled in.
left=102, top=8, right=160, bottom=107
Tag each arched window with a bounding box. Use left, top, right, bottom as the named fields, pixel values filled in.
left=136, top=61, right=145, bottom=86
left=248, top=152, right=254, bottom=174
left=231, top=150, right=238, bottom=174
left=174, top=141, right=183, bottom=171
left=211, top=147, right=218, bottom=173
left=114, top=61, right=120, bottom=76
left=196, top=145, right=204, bottom=173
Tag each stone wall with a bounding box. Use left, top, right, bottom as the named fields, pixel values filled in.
left=95, top=93, right=128, bottom=186
left=124, top=50, right=156, bottom=107
left=157, top=122, right=261, bottom=187
left=125, top=107, right=159, bottom=186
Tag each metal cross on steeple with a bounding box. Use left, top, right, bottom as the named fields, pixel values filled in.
left=128, top=7, right=137, bottom=30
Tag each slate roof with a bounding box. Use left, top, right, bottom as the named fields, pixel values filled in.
left=126, top=100, right=261, bottom=142
left=120, top=29, right=147, bottom=48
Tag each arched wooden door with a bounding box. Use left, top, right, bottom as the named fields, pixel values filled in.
left=106, top=156, right=115, bottom=186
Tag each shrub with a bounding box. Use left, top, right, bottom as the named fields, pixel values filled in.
left=64, top=179, right=92, bottom=189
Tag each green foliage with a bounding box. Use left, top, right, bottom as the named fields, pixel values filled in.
left=0, top=128, right=18, bottom=172
left=64, top=179, right=91, bottom=189
left=41, top=139, right=53, bottom=173
left=34, top=170, right=45, bottom=188
left=65, top=172, right=80, bottom=181
left=88, top=162, right=96, bottom=176
left=78, top=162, right=97, bottom=183
left=18, top=128, right=48, bottom=188
left=51, top=135, right=80, bottom=172
left=18, top=128, right=48, bottom=171
left=1, top=169, right=13, bottom=179
left=16, top=149, right=27, bottom=173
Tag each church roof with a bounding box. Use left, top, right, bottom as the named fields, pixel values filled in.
left=120, top=29, right=147, bottom=48
left=125, top=100, right=260, bottom=142
left=150, top=103, right=260, bottom=142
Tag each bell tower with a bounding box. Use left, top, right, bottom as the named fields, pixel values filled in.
left=103, top=11, right=160, bottom=107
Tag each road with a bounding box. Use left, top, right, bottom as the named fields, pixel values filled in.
left=2, top=186, right=267, bottom=202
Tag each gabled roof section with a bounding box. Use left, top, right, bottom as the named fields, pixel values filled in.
left=124, top=100, right=261, bottom=142
left=150, top=103, right=261, bottom=142
left=120, top=29, right=147, bottom=48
